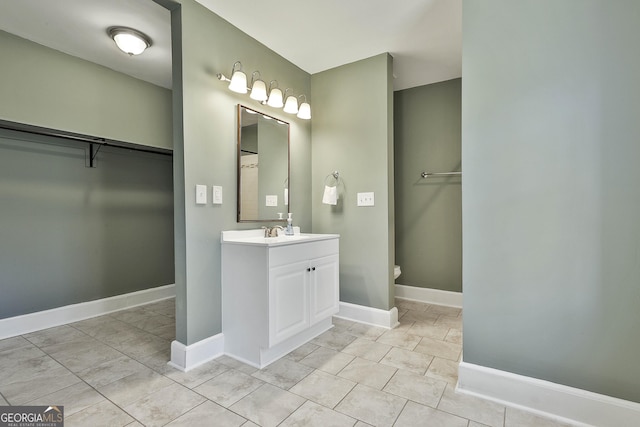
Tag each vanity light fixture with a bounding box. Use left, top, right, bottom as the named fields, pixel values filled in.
left=108, top=27, right=152, bottom=56
left=217, top=61, right=311, bottom=120
left=297, top=95, right=311, bottom=120
left=249, top=71, right=268, bottom=102
left=283, top=89, right=299, bottom=114
left=267, top=81, right=284, bottom=108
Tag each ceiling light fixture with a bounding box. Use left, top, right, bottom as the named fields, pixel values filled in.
left=108, top=27, right=152, bottom=56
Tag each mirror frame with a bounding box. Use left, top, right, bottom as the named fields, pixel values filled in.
left=237, top=104, right=290, bottom=222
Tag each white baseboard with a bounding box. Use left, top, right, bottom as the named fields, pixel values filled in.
left=458, top=361, right=640, bottom=427
left=169, top=333, right=225, bottom=372
left=0, top=284, right=176, bottom=340
left=335, top=301, right=399, bottom=329
left=395, top=284, right=462, bottom=308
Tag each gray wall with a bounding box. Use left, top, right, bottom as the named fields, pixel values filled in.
left=463, top=0, right=640, bottom=403
left=0, top=129, right=174, bottom=319
left=394, top=79, right=461, bottom=292
left=170, top=0, right=312, bottom=345
left=0, top=30, right=172, bottom=150
left=311, top=54, right=395, bottom=311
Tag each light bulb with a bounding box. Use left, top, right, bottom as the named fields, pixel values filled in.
left=267, top=88, right=284, bottom=108
left=250, top=79, right=268, bottom=101
left=297, top=102, right=311, bottom=119
left=283, top=95, right=299, bottom=114
left=228, top=70, right=247, bottom=93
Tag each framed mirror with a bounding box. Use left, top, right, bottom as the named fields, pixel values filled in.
left=237, top=105, right=290, bottom=222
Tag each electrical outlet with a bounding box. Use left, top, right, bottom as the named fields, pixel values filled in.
left=357, top=192, right=375, bottom=207
left=212, top=186, right=222, bottom=204
left=196, top=185, right=207, bottom=205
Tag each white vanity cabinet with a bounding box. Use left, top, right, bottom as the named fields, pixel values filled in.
left=221, top=230, right=339, bottom=368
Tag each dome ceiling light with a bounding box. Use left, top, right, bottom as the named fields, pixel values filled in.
left=108, top=26, right=152, bottom=56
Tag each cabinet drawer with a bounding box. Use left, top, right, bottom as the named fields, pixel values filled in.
left=269, top=238, right=338, bottom=268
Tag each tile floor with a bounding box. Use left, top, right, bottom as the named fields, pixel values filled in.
left=0, top=298, right=573, bottom=427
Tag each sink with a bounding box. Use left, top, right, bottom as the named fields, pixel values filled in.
left=263, top=234, right=312, bottom=242
left=222, top=228, right=339, bottom=247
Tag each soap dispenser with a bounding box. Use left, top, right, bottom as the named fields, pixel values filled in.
left=285, top=213, right=294, bottom=235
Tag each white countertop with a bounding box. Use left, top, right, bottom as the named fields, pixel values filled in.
left=222, top=228, right=339, bottom=247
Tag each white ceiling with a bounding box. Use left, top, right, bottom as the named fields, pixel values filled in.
left=0, top=0, right=172, bottom=88
left=197, top=0, right=462, bottom=91
left=0, top=0, right=461, bottom=92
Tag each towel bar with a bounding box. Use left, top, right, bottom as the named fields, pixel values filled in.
left=421, top=171, right=462, bottom=178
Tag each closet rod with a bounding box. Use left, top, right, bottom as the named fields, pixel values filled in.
left=0, top=120, right=173, bottom=157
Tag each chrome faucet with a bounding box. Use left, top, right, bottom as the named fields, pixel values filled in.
left=262, top=226, right=284, bottom=238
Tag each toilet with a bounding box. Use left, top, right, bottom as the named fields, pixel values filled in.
left=394, top=265, right=401, bottom=280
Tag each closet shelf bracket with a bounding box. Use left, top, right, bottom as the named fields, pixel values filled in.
left=87, top=140, right=105, bottom=168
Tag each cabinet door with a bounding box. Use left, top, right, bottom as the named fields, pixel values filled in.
left=269, top=260, right=310, bottom=346
left=309, top=254, right=339, bottom=325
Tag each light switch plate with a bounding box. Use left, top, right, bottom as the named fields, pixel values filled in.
left=357, top=192, right=375, bottom=207
left=212, top=186, right=222, bottom=204
left=196, top=184, right=207, bottom=205
left=265, top=195, right=278, bottom=207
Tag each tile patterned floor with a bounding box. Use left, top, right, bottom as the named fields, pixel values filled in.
left=0, top=298, right=573, bottom=427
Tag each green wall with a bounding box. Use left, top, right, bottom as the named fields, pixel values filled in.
left=170, top=0, right=312, bottom=345
left=394, top=79, right=461, bottom=292
left=0, top=129, right=174, bottom=319
left=0, top=30, right=172, bottom=150
left=463, top=0, right=640, bottom=403
left=311, top=54, right=395, bottom=311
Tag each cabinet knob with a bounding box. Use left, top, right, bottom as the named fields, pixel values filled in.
left=312, top=267, right=316, bottom=271
left=307, top=268, right=311, bottom=272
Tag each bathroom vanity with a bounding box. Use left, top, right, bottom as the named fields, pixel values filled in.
left=221, top=228, right=340, bottom=368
